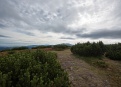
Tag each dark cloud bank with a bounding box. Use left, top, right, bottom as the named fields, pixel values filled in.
left=77, top=29, right=121, bottom=39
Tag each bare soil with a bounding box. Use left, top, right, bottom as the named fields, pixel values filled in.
left=56, top=49, right=111, bottom=87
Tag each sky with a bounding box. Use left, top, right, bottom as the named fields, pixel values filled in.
left=0, top=0, right=121, bottom=46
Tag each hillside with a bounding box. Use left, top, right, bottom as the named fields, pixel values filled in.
left=0, top=47, right=121, bottom=87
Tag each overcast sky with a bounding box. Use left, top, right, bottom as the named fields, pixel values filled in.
left=0, top=0, right=121, bottom=46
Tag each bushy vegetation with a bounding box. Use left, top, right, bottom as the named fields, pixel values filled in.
left=11, top=46, right=28, bottom=50
left=53, top=44, right=69, bottom=51
left=71, top=41, right=121, bottom=61
left=71, top=41, right=105, bottom=57
left=32, top=45, right=52, bottom=49
left=0, top=50, right=70, bottom=87
left=105, top=43, right=121, bottom=60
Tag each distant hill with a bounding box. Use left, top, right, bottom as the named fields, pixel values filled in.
left=0, top=45, right=50, bottom=51
left=0, top=47, right=11, bottom=51
left=60, top=43, right=73, bottom=46
left=27, top=45, right=39, bottom=49
left=0, top=44, right=72, bottom=51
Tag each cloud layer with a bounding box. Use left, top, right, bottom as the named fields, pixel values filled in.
left=77, top=29, right=121, bottom=39
left=0, top=0, right=121, bottom=46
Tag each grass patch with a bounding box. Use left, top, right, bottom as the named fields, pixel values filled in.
left=75, top=55, right=108, bottom=69
left=75, top=54, right=121, bottom=86
left=92, top=61, right=108, bottom=68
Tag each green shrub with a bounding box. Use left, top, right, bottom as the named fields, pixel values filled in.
left=106, top=50, right=121, bottom=60
left=0, top=50, right=70, bottom=87
left=105, top=43, right=121, bottom=60
left=71, top=41, right=105, bottom=57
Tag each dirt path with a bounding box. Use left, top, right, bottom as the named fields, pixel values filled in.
left=56, top=49, right=110, bottom=87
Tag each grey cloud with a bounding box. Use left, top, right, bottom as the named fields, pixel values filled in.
left=36, top=23, right=86, bottom=35
left=0, top=0, right=121, bottom=46
left=60, top=37, right=75, bottom=40
left=15, top=30, right=35, bottom=36
left=0, top=0, right=118, bottom=35
left=77, top=29, right=121, bottom=39
left=0, top=0, right=85, bottom=34
left=0, top=0, right=21, bottom=20
left=0, top=38, right=34, bottom=46
left=0, top=35, right=11, bottom=38
left=0, top=24, right=5, bottom=28
left=112, top=0, right=121, bottom=19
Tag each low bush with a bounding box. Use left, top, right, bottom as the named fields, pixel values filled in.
left=0, top=50, right=70, bottom=87
left=106, top=50, right=121, bottom=60
left=105, top=43, right=121, bottom=60
left=71, top=41, right=105, bottom=57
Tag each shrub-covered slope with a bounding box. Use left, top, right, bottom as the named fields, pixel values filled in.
left=0, top=50, right=70, bottom=87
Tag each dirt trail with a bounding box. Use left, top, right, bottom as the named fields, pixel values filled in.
left=56, top=49, right=110, bottom=87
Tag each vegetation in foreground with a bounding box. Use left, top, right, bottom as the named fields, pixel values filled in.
left=0, top=50, right=70, bottom=87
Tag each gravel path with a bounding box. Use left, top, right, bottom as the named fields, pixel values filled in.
left=56, top=50, right=110, bottom=87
